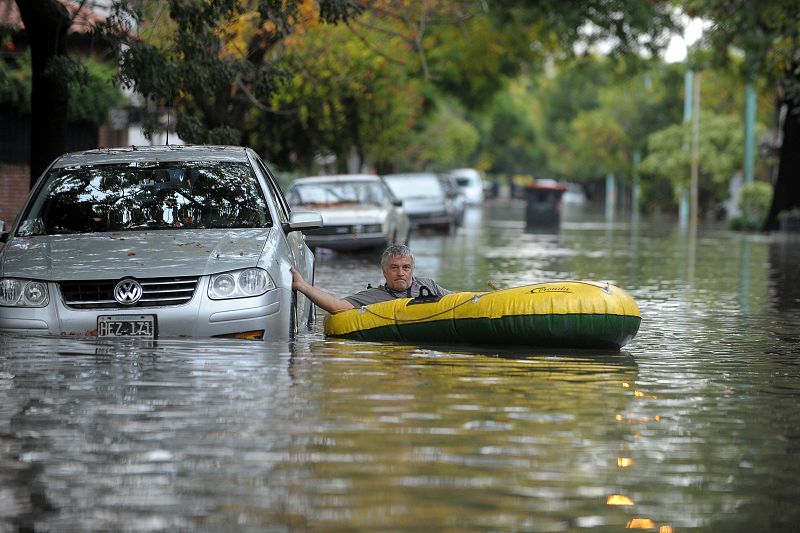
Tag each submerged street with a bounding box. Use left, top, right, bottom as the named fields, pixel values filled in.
left=1, top=200, right=799, bottom=531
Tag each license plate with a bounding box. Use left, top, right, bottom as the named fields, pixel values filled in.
left=97, top=315, right=156, bottom=338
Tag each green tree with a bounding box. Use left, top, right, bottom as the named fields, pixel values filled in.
left=251, top=9, right=422, bottom=172
left=641, top=110, right=752, bottom=216
left=104, top=1, right=361, bottom=147
left=2, top=54, right=125, bottom=125
left=680, top=0, right=800, bottom=230
left=537, top=58, right=683, bottom=192
left=477, top=78, right=545, bottom=177
left=397, top=96, right=479, bottom=171
left=14, top=0, right=70, bottom=187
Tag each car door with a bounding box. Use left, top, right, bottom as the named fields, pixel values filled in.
left=252, top=154, right=314, bottom=324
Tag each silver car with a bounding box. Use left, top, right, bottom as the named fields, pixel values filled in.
left=0, top=145, right=322, bottom=340
left=382, top=172, right=457, bottom=233
left=449, top=168, right=485, bottom=204
left=286, top=174, right=410, bottom=251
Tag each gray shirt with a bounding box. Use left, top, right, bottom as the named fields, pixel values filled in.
left=343, top=277, right=451, bottom=307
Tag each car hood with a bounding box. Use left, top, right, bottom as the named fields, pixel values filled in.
left=316, top=206, right=389, bottom=224
left=1, top=229, right=275, bottom=281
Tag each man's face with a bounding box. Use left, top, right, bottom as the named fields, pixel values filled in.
left=383, top=255, right=414, bottom=291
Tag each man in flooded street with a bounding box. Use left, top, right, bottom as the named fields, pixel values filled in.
left=291, top=244, right=451, bottom=314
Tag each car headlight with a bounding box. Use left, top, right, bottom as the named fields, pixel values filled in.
left=208, top=268, right=274, bottom=300
left=0, top=278, right=50, bottom=307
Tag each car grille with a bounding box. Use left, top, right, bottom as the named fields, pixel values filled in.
left=59, top=277, right=200, bottom=309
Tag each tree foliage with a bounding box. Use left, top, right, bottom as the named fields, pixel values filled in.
left=536, top=58, right=684, bottom=185
left=641, top=110, right=756, bottom=215
left=680, top=0, right=800, bottom=229
left=251, top=9, right=422, bottom=171
left=99, top=0, right=678, bottom=174
left=103, top=0, right=363, bottom=147
left=396, top=96, right=479, bottom=171
left=477, top=78, right=545, bottom=177
left=14, top=0, right=70, bottom=186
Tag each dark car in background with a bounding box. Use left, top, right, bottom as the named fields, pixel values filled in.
left=382, top=172, right=458, bottom=233
left=0, top=145, right=322, bottom=340
left=286, top=174, right=410, bottom=252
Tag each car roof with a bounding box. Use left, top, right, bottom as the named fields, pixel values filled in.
left=50, top=145, right=252, bottom=168
left=382, top=172, right=439, bottom=179
left=450, top=168, right=482, bottom=179
left=292, top=174, right=382, bottom=185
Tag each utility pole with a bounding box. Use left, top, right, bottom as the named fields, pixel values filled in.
left=679, top=69, right=693, bottom=229
left=690, top=72, right=701, bottom=226
left=632, top=150, right=641, bottom=226
left=605, top=173, right=616, bottom=222
left=743, top=81, right=757, bottom=184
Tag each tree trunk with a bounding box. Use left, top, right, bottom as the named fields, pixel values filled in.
left=16, top=0, right=70, bottom=189
left=764, top=71, right=800, bottom=231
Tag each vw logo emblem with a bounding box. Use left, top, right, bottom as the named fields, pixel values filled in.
left=114, top=279, right=143, bottom=305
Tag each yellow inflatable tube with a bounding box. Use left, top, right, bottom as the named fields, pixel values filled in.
left=324, top=281, right=641, bottom=349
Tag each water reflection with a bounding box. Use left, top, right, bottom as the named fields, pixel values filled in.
left=769, top=234, right=800, bottom=313
left=1, top=201, right=800, bottom=531
left=286, top=339, right=642, bottom=531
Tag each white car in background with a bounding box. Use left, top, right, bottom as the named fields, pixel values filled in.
left=0, top=145, right=322, bottom=340
left=382, top=172, right=457, bottom=233
left=562, top=182, right=588, bottom=206
left=449, top=168, right=485, bottom=204
left=286, top=174, right=410, bottom=252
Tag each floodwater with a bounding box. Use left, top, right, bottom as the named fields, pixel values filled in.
left=1, top=201, right=799, bottom=532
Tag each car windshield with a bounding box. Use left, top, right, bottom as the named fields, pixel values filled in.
left=288, top=181, right=387, bottom=207
left=17, top=161, right=272, bottom=236
left=383, top=175, right=444, bottom=200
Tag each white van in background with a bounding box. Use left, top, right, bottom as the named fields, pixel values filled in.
left=449, top=168, right=485, bottom=204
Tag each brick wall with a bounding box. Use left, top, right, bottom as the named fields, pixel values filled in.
left=0, top=164, right=30, bottom=228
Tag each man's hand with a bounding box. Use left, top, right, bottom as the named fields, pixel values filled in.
left=290, top=265, right=354, bottom=314
left=290, top=266, right=306, bottom=291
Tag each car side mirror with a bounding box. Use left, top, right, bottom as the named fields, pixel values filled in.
left=392, top=199, right=403, bottom=207
left=0, top=220, right=6, bottom=243
left=284, top=209, right=323, bottom=233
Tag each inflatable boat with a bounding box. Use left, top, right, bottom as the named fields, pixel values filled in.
left=324, top=281, right=641, bottom=349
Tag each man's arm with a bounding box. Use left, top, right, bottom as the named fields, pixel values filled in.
left=291, top=266, right=355, bottom=314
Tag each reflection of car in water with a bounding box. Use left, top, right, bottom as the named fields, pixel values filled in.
left=448, top=168, right=485, bottom=204
left=286, top=174, right=410, bottom=252
left=0, top=145, right=322, bottom=340
left=382, top=172, right=458, bottom=233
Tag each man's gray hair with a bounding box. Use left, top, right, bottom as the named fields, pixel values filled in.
left=381, top=244, right=414, bottom=269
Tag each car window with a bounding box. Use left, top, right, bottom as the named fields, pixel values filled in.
left=383, top=175, right=444, bottom=200
left=288, top=181, right=387, bottom=207
left=17, top=161, right=273, bottom=236
left=254, top=158, right=289, bottom=223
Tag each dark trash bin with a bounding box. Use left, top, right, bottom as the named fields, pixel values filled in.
left=525, top=182, right=566, bottom=229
